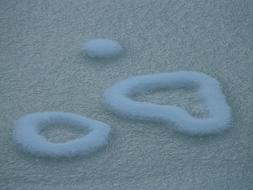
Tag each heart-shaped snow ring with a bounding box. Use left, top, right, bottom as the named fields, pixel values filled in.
left=103, top=71, right=232, bottom=135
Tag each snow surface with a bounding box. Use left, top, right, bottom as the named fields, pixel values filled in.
left=82, top=39, right=123, bottom=58
left=104, top=71, right=232, bottom=135
left=13, top=112, right=111, bottom=157
left=1, top=0, right=252, bottom=189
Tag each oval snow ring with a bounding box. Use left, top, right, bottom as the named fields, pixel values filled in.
left=82, top=39, right=123, bottom=58
left=104, top=71, right=232, bottom=135
left=14, top=112, right=111, bottom=157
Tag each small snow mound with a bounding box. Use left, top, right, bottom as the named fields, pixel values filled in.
left=103, top=71, right=232, bottom=135
left=13, top=112, right=111, bottom=157
left=82, top=39, right=123, bottom=58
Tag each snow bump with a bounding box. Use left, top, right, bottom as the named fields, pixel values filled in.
left=82, top=39, right=123, bottom=58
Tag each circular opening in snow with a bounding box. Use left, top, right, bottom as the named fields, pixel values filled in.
left=40, top=122, right=90, bottom=143
left=82, top=39, right=123, bottom=58
left=14, top=112, right=111, bottom=157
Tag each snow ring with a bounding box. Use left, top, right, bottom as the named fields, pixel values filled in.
left=14, top=112, right=111, bottom=157
left=82, top=39, right=123, bottom=58
left=104, top=71, right=232, bottom=135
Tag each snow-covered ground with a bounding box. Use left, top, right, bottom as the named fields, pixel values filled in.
left=0, top=0, right=252, bottom=189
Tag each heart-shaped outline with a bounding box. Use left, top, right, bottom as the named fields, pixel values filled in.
left=103, top=71, right=232, bottom=135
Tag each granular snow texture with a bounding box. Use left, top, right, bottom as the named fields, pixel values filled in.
left=0, top=0, right=252, bottom=189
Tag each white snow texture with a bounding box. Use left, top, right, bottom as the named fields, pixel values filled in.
left=82, top=39, right=123, bottom=58
left=104, top=71, right=232, bottom=135
left=13, top=112, right=111, bottom=157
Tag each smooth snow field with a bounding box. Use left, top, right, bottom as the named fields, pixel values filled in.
left=0, top=0, right=253, bottom=190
